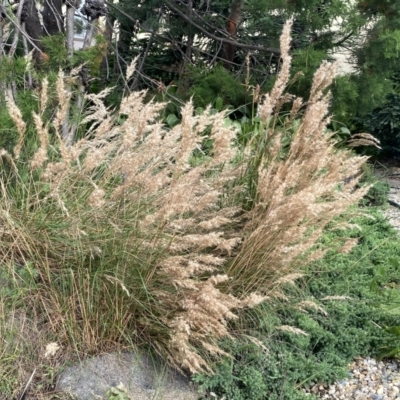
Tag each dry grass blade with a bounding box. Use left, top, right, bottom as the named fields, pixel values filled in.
left=17, top=368, right=36, bottom=400
left=347, top=133, right=381, bottom=149
left=277, top=325, right=309, bottom=336
left=321, top=296, right=352, bottom=301
left=5, top=92, right=26, bottom=159
left=297, top=301, right=328, bottom=316
left=227, top=39, right=370, bottom=297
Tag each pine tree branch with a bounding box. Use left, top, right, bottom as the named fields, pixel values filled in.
left=105, top=0, right=281, bottom=55
left=163, top=0, right=280, bottom=54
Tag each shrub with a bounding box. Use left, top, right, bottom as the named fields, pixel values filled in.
left=356, top=92, right=400, bottom=157
left=187, top=65, right=249, bottom=110
left=0, top=20, right=371, bottom=397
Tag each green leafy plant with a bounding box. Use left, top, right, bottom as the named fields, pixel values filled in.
left=360, top=93, right=400, bottom=156
left=370, top=257, right=400, bottom=359
left=187, top=65, right=249, bottom=110
left=106, top=384, right=132, bottom=400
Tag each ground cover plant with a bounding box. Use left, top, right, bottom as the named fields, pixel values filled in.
left=193, top=205, right=400, bottom=399
left=0, top=20, right=395, bottom=399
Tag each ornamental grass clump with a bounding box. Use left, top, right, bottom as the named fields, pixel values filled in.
left=0, top=19, right=369, bottom=376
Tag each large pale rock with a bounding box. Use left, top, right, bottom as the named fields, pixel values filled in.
left=56, top=352, right=200, bottom=400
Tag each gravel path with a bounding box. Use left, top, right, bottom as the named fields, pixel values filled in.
left=384, top=187, right=400, bottom=232
left=303, top=358, right=400, bottom=399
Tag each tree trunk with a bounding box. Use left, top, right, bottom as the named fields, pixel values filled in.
left=81, top=0, right=106, bottom=48
left=66, top=5, right=76, bottom=60
left=223, top=0, right=243, bottom=70
left=43, top=0, right=64, bottom=36
left=83, top=18, right=96, bottom=49
left=23, top=0, right=45, bottom=55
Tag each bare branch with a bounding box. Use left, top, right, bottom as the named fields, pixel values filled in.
left=164, top=0, right=280, bottom=55
left=9, top=0, right=25, bottom=57
left=105, top=0, right=281, bottom=55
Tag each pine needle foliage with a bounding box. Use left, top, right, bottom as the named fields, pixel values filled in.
left=0, top=20, right=369, bottom=376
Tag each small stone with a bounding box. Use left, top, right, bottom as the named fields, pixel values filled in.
left=377, top=386, right=384, bottom=395
left=311, top=385, right=319, bottom=394
left=388, top=391, right=397, bottom=400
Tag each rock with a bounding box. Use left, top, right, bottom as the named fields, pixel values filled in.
left=56, top=351, right=200, bottom=400
left=377, top=386, right=384, bottom=395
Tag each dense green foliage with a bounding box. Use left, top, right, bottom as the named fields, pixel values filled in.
left=194, top=203, right=400, bottom=399
left=3, top=0, right=400, bottom=148
left=105, top=0, right=400, bottom=131
left=356, top=93, right=400, bottom=157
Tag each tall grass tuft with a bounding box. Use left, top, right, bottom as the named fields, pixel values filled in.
left=0, top=19, right=369, bottom=377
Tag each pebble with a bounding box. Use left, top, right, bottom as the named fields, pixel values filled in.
left=302, top=358, right=400, bottom=399
left=383, top=186, right=400, bottom=234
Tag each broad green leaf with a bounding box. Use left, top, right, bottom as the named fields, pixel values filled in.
left=215, top=97, right=223, bottom=111
left=166, top=114, right=179, bottom=127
